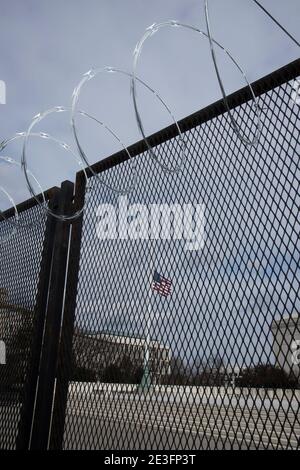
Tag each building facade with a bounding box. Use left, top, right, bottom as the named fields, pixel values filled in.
left=271, top=313, right=300, bottom=383
left=0, top=288, right=33, bottom=385
left=73, top=329, right=171, bottom=383
left=0, top=288, right=33, bottom=343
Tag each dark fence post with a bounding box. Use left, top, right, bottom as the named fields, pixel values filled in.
left=28, top=181, right=74, bottom=450
left=49, top=171, right=86, bottom=450
left=16, top=187, right=60, bottom=450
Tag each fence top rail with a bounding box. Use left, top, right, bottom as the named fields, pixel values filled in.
left=85, top=58, right=300, bottom=177
left=1, top=58, right=299, bottom=219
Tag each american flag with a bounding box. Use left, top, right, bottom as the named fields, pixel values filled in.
left=151, top=270, right=172, bottom=297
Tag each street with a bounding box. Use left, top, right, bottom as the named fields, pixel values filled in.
left=63, top=387, right=300, bottom=450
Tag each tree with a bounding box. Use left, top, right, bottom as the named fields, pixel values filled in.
left=72, top=365, right=97, bottom=382
left=237, top=364, right=298, bottom=389
left=101, top=355, right=144, bottom=384
left=160, top=355, right=191, bottom=385
left=192, top=354, right=226, bottom=386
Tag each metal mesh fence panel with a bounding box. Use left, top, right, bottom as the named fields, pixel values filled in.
left=0, top=204, right=47, bottom=449
left=59, top=62, right=300, bottom=450
left=1, top=62, right=298, bottom=451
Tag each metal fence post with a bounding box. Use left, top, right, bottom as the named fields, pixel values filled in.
left=16, top=187, right=60, bottom=450
left=28, top=181, right=74, bottom=450
left=49, top=172, right=86, bottom=450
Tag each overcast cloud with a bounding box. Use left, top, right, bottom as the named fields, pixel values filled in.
left=0, top=1, right=299, bottom=367
left=0, top=0, right=299, bottom=205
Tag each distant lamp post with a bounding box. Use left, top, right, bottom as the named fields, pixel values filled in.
left=139, top=304, right=153, bottom=392
left=139, top=363, right=151, bottom=391
left=230, top=368, right=242, bottom=391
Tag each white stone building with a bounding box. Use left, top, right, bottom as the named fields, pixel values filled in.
left=271, top=313, right=300, bottom=383
left=73, top=329, right=171, bottom=382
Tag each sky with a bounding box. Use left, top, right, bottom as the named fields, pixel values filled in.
left=0, top=0, right=299, bottom=207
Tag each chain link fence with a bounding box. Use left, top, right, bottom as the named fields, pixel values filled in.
left=0, top=201, right=47, bottom=449
left=59, top=60, right=300, bottom=450
left=0, top=59, right=299, bottom=450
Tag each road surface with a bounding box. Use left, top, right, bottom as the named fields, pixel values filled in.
left=63, top=388, right=300, bottom=450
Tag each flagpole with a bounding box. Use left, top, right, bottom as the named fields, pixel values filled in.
left=139, top=238, right=155, bottom=391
